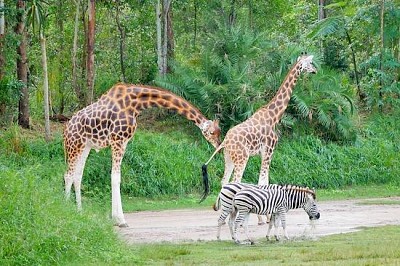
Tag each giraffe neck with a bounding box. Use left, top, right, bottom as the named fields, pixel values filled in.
left=260, top=62, right=302, bottom=126
left=110, top=84, right=210, bottom=129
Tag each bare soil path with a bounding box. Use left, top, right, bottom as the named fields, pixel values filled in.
left=117, top=197, right=400, bottom=244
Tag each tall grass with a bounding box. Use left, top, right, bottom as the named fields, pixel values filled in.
left=0, top=168, right=138, bottom=265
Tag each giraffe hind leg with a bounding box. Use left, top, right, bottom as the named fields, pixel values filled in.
left=72, top=145, right=91, bottom=211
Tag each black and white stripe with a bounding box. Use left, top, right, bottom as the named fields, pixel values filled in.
left=231, top=185, right=320, bottom=244
left=214, top=183, right=282, bottom=240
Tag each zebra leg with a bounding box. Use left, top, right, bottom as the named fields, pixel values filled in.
left=273, top=214, right=281, bottom=241
left=228, top=209, right=237, bottom=240
left=281, top=213, right=289, bottom=240
left=217, top=210, right=230, bottom=240
left=242, top=213, right=253, bottom=245
left=233, top=211, right=246, bottom=244
left=266, top=214, right=275, bottom=240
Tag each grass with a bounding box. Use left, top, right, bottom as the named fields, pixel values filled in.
left=0, top=110, right=399, bottom=265
left=131, top=226, right=400, bottom=265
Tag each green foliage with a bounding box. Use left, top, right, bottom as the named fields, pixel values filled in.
left=0, top=169, right=138, bottom=265
left=156, top=23, right=272, bottom=132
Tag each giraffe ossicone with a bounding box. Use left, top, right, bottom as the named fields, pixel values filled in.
left=201, top=54, right=317, bottom=209
left=63, top=83, right=221, bottom=227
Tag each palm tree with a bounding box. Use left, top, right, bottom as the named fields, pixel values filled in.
left=308, top=3, right=364, bottom=101
left=27, top=0, right=50, bottom=140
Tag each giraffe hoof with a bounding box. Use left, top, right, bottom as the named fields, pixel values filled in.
left=118, top=223, right=129, bottom=228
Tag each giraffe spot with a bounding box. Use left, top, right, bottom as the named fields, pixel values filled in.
left=163, top=94, right=172, bottom=101
left=269, top=103, right=275, bottom=110
left=172, top=98, right=181, bottom=108
left=181, top=102, right=189, bottom=109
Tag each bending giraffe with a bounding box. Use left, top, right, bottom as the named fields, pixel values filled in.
left=64, top=84, right=221, bottom=227
left=201, top=54, right=317, bottom=207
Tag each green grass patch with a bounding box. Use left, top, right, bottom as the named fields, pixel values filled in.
left=131, top=226, right=400, bottom=265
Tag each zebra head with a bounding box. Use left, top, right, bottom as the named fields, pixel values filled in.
left=304, top=193, right=320, bottom=220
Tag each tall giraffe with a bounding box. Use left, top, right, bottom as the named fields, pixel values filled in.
left=201, top=54, right=317, bottom=203
left=64, top=83, right=221, bottom=227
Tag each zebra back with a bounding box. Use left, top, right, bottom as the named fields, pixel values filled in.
left=233, top=187, right=288, bottom=215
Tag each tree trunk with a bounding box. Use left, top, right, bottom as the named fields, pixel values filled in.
left=86, top=0, right=95, bottom=105
left=40, top=34, right=51, bottom=141
left=318, top=0, right=326, bottom=57
left=193, top=0, right=197, bottom=49
left=345, top=30, right=363, bottom=101
left=166, top=0, right=174, bottom=73
left=72, top=0, right=84, bottom=108
left=162, top=0, right=172, bottom=75
left=115, top=0, right=126, bottom=82
left=0, top=0, right=4, bottom=79
left=156, top=0, right=163, bottom=75
left=15, top=0, right=29, bottom=129
left=379, top=0, right=384, bottom=111
left=57, top=0, right=65, bottom=114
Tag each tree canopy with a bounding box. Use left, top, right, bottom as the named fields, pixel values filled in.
left=0, top=0, right=399, bottom=141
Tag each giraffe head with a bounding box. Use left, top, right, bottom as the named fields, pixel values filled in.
left=297, top=54, right=317, bottom=74
left=200, top=120, right=221, bottom=148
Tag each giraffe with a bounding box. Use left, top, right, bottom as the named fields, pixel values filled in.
left=201, top=54, right=317, bottom=222
left=63, top=83, right=221, bottom=227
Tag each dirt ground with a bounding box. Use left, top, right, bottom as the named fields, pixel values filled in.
left=117, top=197, right=400, bottom=244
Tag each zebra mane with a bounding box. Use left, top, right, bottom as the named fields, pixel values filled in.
left=281, top=184, right=316, bottom=199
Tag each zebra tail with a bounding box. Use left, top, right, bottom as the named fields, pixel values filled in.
left=213, top=194, right=220, bottom=211
left=199, top=164, right=210, bottom=203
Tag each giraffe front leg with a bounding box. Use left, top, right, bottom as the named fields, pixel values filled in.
left=111, top=140, right=128, bottom=228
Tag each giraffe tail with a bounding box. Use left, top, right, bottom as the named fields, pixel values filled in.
left=199, top=164, right=209, bottom=203
left=199, top=143, right=224, bottom=203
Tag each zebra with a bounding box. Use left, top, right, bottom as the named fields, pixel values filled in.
left=213, top=182, right=282, bottom=240
left=231, top=185, right=320, bottom=244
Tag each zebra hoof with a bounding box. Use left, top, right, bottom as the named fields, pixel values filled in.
left=118, top=223, right=129, bottom=228
left=258, top=222, right=266, bottom=225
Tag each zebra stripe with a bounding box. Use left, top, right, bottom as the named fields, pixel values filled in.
left=231, top=186, right=320, bottom=244
left=214, top=183, right=282, bottom=240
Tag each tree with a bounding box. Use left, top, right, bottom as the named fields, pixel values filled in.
left=308, top=2, right=363, bottom=100
left=156, top=0, right=174, bottom=76
left=0, top=0, right=4, bottom=79
left=114, top=0, right=127, bottom=82
left=72, top=0, right=85, bottom=108
left=15, top=0, right=29, bottom=129
left=27, top=0, right=51, bottom=140
left=86, top=0, right=95, bottom=105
